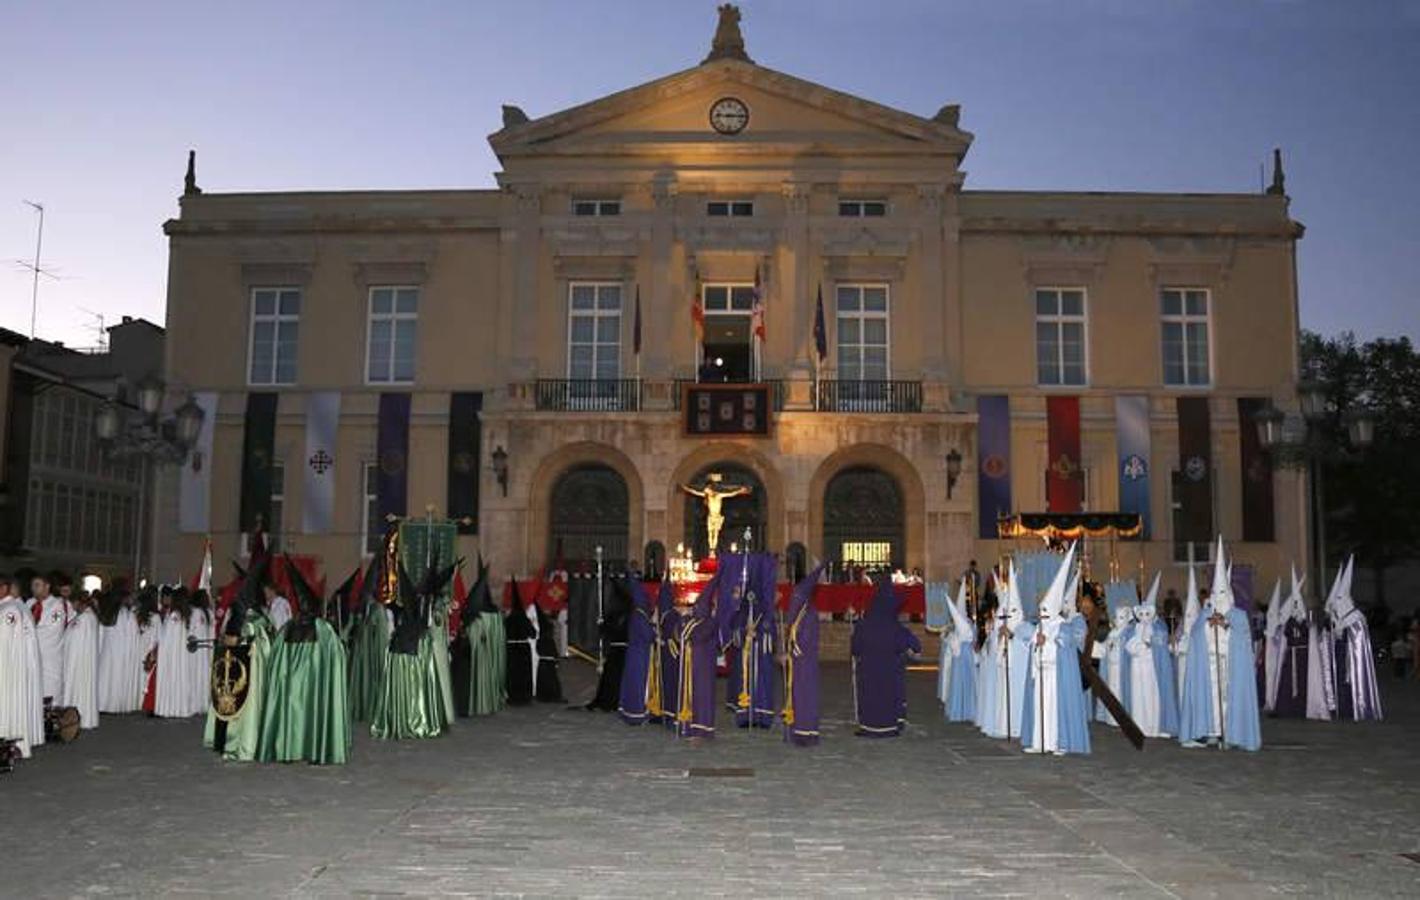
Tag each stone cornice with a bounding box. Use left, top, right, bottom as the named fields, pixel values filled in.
left=961, top=218, right=1302, bottom=240
left=164, top=216, right=500, bottom=237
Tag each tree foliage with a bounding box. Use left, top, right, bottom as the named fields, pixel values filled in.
left=1300, top=331, right=1420, bottom=602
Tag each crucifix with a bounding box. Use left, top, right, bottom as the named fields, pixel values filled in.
left=680, top=472, right=752, bottom=557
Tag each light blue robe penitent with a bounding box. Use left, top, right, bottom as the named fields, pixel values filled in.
left=1144, top=616, right=1181, bottom=738
left=1020, top=615, right=1092, bottom=754
left=1179, top=606, right=1261, bottom=751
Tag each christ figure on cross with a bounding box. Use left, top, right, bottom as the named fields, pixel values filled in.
left=681, top=473, right=752, bottom=557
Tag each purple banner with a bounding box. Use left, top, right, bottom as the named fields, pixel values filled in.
left=376, top=392, right=411, bottom=525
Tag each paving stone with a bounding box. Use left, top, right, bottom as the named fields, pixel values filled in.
left=2, top=663, right=1417, bottom=897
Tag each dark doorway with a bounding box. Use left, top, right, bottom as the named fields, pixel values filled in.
left=701, top=315, right=752, bottom=383
left=683, top=462, right=766, bottom=558
left=549, top=464, right=630, bottom=568
left=823, top=466, right=904, bottom=574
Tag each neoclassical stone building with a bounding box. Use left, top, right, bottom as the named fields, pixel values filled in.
left=156, top=8, right=1306, bottom=595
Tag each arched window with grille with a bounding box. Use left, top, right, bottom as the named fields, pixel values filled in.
left=548, top=464, right=630, bottom=568
left=822, top=466, right=904, bottom=573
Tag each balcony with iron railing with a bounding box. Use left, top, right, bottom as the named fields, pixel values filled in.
left=815, top=379, right=923, bottom=413
left=534, top=378, right=642, bottom=412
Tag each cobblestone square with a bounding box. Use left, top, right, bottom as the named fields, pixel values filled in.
left=4, top=663, right=1418, bottom=898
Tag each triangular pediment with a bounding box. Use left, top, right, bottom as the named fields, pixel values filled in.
left=489, top=59, right=971, bottom=164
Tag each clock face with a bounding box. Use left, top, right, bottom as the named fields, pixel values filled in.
left=709, top=97, right=749, bottom=135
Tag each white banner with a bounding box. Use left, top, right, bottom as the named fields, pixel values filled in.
left=178, top=391, right=218, bottom=533
left=302, top=391, right=341, bottom=534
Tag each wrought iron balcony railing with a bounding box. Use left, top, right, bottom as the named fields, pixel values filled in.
left=534, top=379, right=642, bottom=412
left=815, top=379, right=923, bottom=413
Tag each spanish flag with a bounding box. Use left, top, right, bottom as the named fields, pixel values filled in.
left=691, top=277, right=705, bottom=342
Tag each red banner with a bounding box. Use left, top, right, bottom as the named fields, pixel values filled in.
left=1046, top=395, right=1083, bottom=512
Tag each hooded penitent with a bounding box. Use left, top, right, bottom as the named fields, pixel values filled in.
left=941, top=575, right=979, bottom=723
left=1127, top=572, right=1179, bottom=738
left=348, top=555, right=389, bottom=723
left=1329, top=555, right=1382, bottom=722
left=504, top=579, right=537, bottom=706
left=1021, top=544, right=1091, bottom=755
left=255, top=554, right=352, bottom=764
left=370, top=554, right=455, bottom=741
left=850, top=577, right=921, bottom=737
left=674, top=568, right=723, bottom=739
left=464, top=557, right=507, bottom=717
left=784, top=561, right=827, bottom=746
left=1178, top=538, right=1261, bottom=750
left=618, top=576, right=658, bottom=724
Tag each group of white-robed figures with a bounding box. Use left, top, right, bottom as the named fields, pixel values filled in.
left=0, top=576, right=248, bottom=760
left=932, top=537, right=1382, bottom=755
left=1259, top=554, right=1382, bottom=723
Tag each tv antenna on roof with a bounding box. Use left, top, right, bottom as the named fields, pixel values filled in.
left=16, top=201, right=61, bottom=338
left=79, top=307, right=108, bottom=351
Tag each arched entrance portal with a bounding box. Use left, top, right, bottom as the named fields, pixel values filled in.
left=548, top=464, right=630, bottom=567
left=823, top=466, right=904, bottom=573
left=683, top=462, right=766, bottom=558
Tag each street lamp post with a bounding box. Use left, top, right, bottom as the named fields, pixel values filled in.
left=94, top=383, right=205, bottom=584
left=1253, top=383, right=1373, bottom=600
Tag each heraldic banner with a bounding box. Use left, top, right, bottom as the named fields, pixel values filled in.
left=1045, top=395, right=1083, bottom=513
left=399, top=518, right=458, bottom=602
left=376, top=392, right=411, bottom=525
left=1115, top=394, right=1152, bottom=539
left=976, top=394, right=1012, bottom=539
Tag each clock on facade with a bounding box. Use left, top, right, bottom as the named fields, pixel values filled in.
left=709, top=97, right=749, bottom=134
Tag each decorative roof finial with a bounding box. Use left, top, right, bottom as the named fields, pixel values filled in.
left=183, top=149, right=202, bottom=197
left=1267, top=147, right=1285, bottom=196
left=703, top=4, right=752, bottom=64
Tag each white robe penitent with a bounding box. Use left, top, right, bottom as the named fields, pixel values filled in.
left=1127, top=622, right=1163, bottom=737
left=32, top=595, right=70, bottom=701
left=134, top=613, right=162, bottom=710
left=187, top=608, right=213, bottom=714
left=1025, top=625, right=1060, bottom=754
left=0, top=598, right=44, bottom=757
left=154, top=611, right=195, bottom=717
left=62, top=607, right=100, bottom=729
left=98, top=606, right=142, bottom=713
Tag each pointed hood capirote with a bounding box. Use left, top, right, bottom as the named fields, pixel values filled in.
left=1035, top=542, right=1078, bottom=638
left=1210, top=536, right=1233, bottom=615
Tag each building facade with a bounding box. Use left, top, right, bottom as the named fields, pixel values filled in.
left=0, top=318, right=163, bottom=580
left=156, top=9, right=1306, bottom=597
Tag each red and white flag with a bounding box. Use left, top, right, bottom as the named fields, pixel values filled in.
left=751, top=266, right=766, bottom=342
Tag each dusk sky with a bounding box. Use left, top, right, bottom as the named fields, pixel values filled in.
left=3, top=0, right=1417, bottom=348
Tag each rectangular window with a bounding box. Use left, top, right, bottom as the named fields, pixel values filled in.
left=1034, top=288, right=1088, bottom=386
left=243, top=462, right=286, bottom=556
left=249, top=287, right=301, bottom=385
left=706, top=200, right=754, bottom=217
left=572, top=199, right=621, bottom=216
left=1161, top=288, right=1211, bottom=387
left=366, top=286, right=419, bottom=384
left=702, top=284, right=756, bottom=312
left=362, top=462, right=381, bottom=556
left=838, top=199, right=887, bottom=217
left=567, top=283, right=622, bottom=383
left=836, top=284, right=890, bottom=382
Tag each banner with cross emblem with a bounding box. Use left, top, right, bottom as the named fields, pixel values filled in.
left=302, top=391, right=341, bottom=534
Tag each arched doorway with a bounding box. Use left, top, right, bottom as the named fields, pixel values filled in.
left=823, top=466, right=904, bottom=573
left=683, top=462, right=766, bottom=558
left=549, top=464, right=630, bottom=567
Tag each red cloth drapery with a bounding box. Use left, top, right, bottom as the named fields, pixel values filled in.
left=501, top=579, right=926, bottom=617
